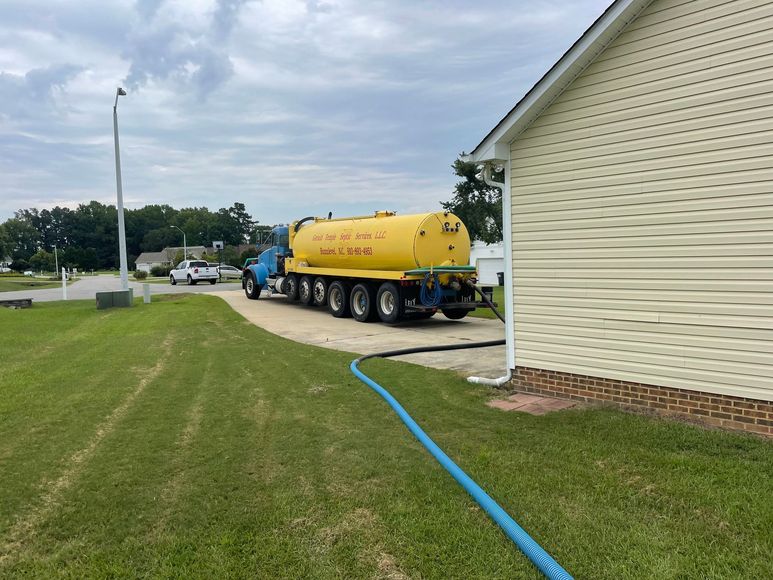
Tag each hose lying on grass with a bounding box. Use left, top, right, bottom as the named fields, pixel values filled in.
left=350, top=339, right=573, bottom=580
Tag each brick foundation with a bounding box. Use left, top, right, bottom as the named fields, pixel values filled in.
left=510, top=366, right=772, bottom=436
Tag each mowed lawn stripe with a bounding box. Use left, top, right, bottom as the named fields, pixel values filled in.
left=0, top=295, right=771, bottom=579
left=0, top=303, right=177, bottom=534
left=0, top=335, right=173, bottom=564
left=23, top=333, right=215, bottom=571
left=1, top=305, right=226, bottom=573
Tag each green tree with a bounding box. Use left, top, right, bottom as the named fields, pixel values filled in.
left=10, top=257, right=30, bottom=272
left=70, top=201, right=118, bottom=269
left=174, top=207, right=212, bottom=247
left=171, top=249, right=186, bottom=265
left=141, top=227, right=180, bottom=252
left=29, top=250, right=56, bottom=272
left=250, top=225, right=273, bottom=245
left=210, top=203, right=256, bottom=246
left=4, top=218, right=40, bottom=261
left=5, top=201, right=260, bottom=271
left=442, top=158, right=504, bottom=244
left=128, top=204, right=178, bottom=254
left=240, top=246, right=260, bottom=264
left=222, top=245, right=240, bottom=267
left=64, top=247, right=99, bottom=271
left=0, top=223, right=11, bottom=262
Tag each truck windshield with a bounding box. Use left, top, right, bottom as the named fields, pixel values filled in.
left=279, top=234, right=289, bottom=247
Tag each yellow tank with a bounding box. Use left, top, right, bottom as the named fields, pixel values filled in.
left=290, top=211, right=470, bottom=271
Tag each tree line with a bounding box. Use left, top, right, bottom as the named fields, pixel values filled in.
left=0, top=201, right=268, bottom=272
left=0, top=158, right=503, bottom=273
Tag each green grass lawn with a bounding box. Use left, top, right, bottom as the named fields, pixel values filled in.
left=469, top=285, right=505, bottom=319
left=0, top=277, right=72, bottom=292
left=0, top=296, right=770, bottom=578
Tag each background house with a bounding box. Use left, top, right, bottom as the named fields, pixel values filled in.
left=134, top=250, right=171, bottom=273
left=134, top=246, right=208, bottom=272
left=466, top=0, right=773, bottom=435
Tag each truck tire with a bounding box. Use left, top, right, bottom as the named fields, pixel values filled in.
left=312, top=277, right=328, bottom=307
left=244, top=273, right=261, bottom=300
left=442, top=308, right=470, bottom=320
left=350, top=283, right=377, bottom=322
left=284, top=274, right=299, bottom=301
left=209, top=279, right=216, bottom=285
left=328, top=281, right=351, bottom=318
left=376, top=282, right=402, bottom=324
left=170, top=275, right=176, bottom=285
left=299, top=275, right=314, bottom=305
left=187, top=274, right=196, bottom=285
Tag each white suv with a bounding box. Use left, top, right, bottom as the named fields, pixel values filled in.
left=169, top=260, right=218, bottom=285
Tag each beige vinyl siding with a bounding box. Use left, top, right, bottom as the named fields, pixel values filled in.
left=510, top=0, right=773, bottom=401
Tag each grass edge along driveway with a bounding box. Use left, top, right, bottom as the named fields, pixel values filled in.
left=0, top=276, right=73, bottom=292
left=0, top=295, right=770, bottom=579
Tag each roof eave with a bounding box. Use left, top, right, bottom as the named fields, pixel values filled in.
left=466, top=0, right=652, bottom=164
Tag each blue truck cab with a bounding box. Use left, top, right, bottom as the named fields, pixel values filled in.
left=243, top=226, right=289, bottom=297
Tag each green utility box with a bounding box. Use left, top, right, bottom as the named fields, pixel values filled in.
left=96, top=289, right=134, bottom=310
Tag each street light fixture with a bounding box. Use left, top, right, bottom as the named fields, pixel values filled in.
left=170, top=225, right=187, bottom=261
left=113, top=86, right=129, bottom=290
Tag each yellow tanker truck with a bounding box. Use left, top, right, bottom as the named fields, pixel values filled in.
left=242, top=210, right=493, bottom=323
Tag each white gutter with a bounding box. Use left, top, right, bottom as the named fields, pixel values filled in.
left=467, top=159, right=514, bottom=387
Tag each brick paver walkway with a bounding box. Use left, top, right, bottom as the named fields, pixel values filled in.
left=486, top=393, right=575, bottom=415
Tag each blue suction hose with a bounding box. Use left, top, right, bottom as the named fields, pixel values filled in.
left=350, top=339, right=573, bottom=580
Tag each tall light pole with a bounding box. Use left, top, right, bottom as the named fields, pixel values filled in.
left=113, top=87, right=129, bottom=290
left=170, top=225, right=187, bottom=261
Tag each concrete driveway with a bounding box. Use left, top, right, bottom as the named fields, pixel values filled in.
left=218, top=290, right=507, bottom=379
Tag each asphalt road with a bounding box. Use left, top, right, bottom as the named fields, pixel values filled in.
left=0, top=274, right=241, bottom=302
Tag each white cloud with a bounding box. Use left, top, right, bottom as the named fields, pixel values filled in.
left=0, top=0, right=612, bottom=225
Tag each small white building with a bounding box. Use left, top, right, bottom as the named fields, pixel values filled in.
left=466, top=0, right=773, bottom=435
left=469, top=242, right=504, bottom=286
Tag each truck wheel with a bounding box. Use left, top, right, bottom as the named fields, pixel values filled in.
left=170, top=275, right=176, bottom=285
left=187, top=274, right=197, bottom=285
left=284, top=274, right=299, bottom=301
left=209, top=279, right=216, bottom=285
left=350, top=283, right=377, bottom=322
left=328, top=281, right=351, bottom=318
left=442, top=308, right=470, bottom=320
left=312, top=277, right=328, bottom=307
left=376, top=282, right=402, bottom=323
left=299, top=275, right=314, bottom=305
left=245, top=273, right=261, bottom=300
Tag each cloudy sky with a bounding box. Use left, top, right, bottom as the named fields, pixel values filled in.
left=0, top=0, right=610, bottom=226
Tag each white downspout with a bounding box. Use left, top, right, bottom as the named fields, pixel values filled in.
left=467, top=158, right=514, bottom=387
